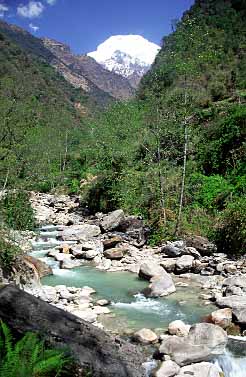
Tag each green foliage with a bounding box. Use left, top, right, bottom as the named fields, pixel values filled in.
left=0, top=321, right=69, bottom=377
left=0, top=234, right=21, bottom=270
left=214, top=197, right=246, bottom=255
left=0, top=191, right=35, bottom=230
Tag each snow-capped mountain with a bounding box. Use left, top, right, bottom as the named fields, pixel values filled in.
left=88, top=35, right=160, bottom=88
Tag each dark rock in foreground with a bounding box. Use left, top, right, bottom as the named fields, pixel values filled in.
left=0, top=285, right=145, bottom=377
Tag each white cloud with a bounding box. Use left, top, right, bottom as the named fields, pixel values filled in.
left=29, top=23, right=39, bottom=32
left=17, top=1, right=44, bottom=18
left=0, top=4, right=9, bottom=17
left=46, top=0, right=56, bottom=4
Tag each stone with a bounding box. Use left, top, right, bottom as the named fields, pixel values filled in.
left=38, top=286, right=58, bottom=303
left=184, top=247, right=201, bottom=259
left=133, top=328, right=158, bottom=344
left=61, top=259, right=83, bottom=269
left=160, top=259, right=177, bottom=273
left=59, top=224, right=101, bottom=241
left=160, top=323, right=227, bottom=366
left=100, top=210, right=125, bottom=232
left=93, top=306, right=111, bottom=315
left=211, top=308, right=232, bottom=329
left=176, top=362, right=222, bottom=377
left=23, top=255, right=52, bottom=278
left=154, top=360, right=180, bottom=377
left=72, top=309, right=97, bottom=323
left=58, top=244, right=71, bottom=254
left=71, top=245, right=84, bottom=258
left=103, top=248, right=126, bottom=260
left=216, top=295, right=246, bottom=325
left=168, top=320, right=190, bottom=337
left=53, top=253, right=73, bottom=262
left=161, top=244, right=182, bottom=258
left=96, top=299, right=109, bottom=306
left=186, top=236, right=216, bottom=256
left=223, top=275, right=246, bottom=288
left=139, top=261, right=165, bottom=280
left=83, top=249, right=99, bottom=259
left=175, top=255, right=194, bottom=273
left=103, top=236, right=122, bottom=250
left=116, top=216, right=148, bottom=246
left=146, top=274, right=176, bottom=297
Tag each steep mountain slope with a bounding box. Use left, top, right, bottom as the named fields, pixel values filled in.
left=139, top=0, right=246, bottom=100
left=0, top=21, right=114, bottom=106
left=42, top=38, right=135, bottom=100
left=88, top=35, right=160, bottom=88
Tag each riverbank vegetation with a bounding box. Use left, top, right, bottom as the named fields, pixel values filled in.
left=0, top=0, right=245, bottom=254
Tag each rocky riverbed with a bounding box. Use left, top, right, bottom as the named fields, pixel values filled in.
left=1, top=192, right=246, bottom=376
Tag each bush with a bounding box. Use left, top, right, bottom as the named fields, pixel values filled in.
left=0, top=321, right=69, bottom=377
left=214, top=196, right=246, bottom=255
left=0, top=191, right=35, bottom=230
left=0, top=234, right=20, bottom=271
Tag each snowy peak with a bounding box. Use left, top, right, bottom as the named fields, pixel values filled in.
left=88, top=35, right=160, bottom=88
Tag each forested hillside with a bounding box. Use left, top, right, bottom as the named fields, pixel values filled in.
left=0, top=29, right=93, bottom=192
left=75, top=0, right=246, bottom=253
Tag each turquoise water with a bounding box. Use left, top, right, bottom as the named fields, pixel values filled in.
left=42, top=265, right=215, bottom=331
left=32, top=225, right=215, bottom=332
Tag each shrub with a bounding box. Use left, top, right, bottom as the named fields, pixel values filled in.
left=0, top=321, right=69, bottom=377
left=0, top=191, right=35, bottom=230
left=0, top=234, right=20, bottom=271
left=214, top=196, right=246, bottom=255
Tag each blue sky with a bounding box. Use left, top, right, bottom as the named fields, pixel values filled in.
left=1, top=0, right=195, bottom=54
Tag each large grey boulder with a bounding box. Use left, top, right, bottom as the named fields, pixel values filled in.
left=133, top=328, right=158, bottom=344
left=175, top=255, right=194, bottom=273
left=100, top=210, right=125, bottom=231
left=186, top=236, right=216, bottom=256
left=161, top=244, right=182, bottom=257
left=176, top=362, right=222, bottom=377
left=160, top=323, right=227, bottom=366
left=0, top=285, right=145, bottom=377
left=216, top=295, right=246, bottom=325
left=147, top=274, right=176, bottom=297
left=103, top=248, right=126, bottom=260
left=139, top=261, right=165, bottom=280
left=59, top=224, right=101, bottom=241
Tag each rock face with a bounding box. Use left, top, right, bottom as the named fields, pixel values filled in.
left=23, top=255, right=52, bottom=278
left=0, top=285, right=145, bottom=377
left=160, top=323, right=227, bottom=366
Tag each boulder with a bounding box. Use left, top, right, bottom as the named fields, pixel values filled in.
left=154, top=360, right=180, bottom=377
left=211, top=308, right=232, bottom=329
left=0, top=285, right=145, bottom=377
left=160, top=259, right=177, bottom=273
left=71, top=245, right=84, bottom=258
left=216, top=295, right=246, bottom=325
left=160, top=323, right=227, bottom=366
left=223, top=275, right=246, bottom=290
left=23, top=255, right=52, bottom=278
left=59, top=224, right=101, bottom=241
left=103, top=248, right=126, bottom=260
left=146, top=274, right=176, bottom=297
left=133, top=328, right=158, bottom=344
left=38, top=285, right=58, bottom=303
left=96, top=299, right=109, bottom=306
left=161, top=244, right=182, bottom=257
left=168, top=320, right=190, bottom=337
left=176, top=362, right=222, bottom=377
left=117, top=216, right=148, bottom=246
left=61, top=258, right=83, bottom=269
left=103, top=236, right=122, bottom=250
left=100, top=210, right=125, bottom=232
left=185, top=236, right=216, bottom=256
left=175, top=255, right=194, bottom=273
left=139, top=262, right=165, bottom=280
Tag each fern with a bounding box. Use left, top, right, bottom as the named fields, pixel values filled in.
left=0, top=321, right=70, bottom=377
